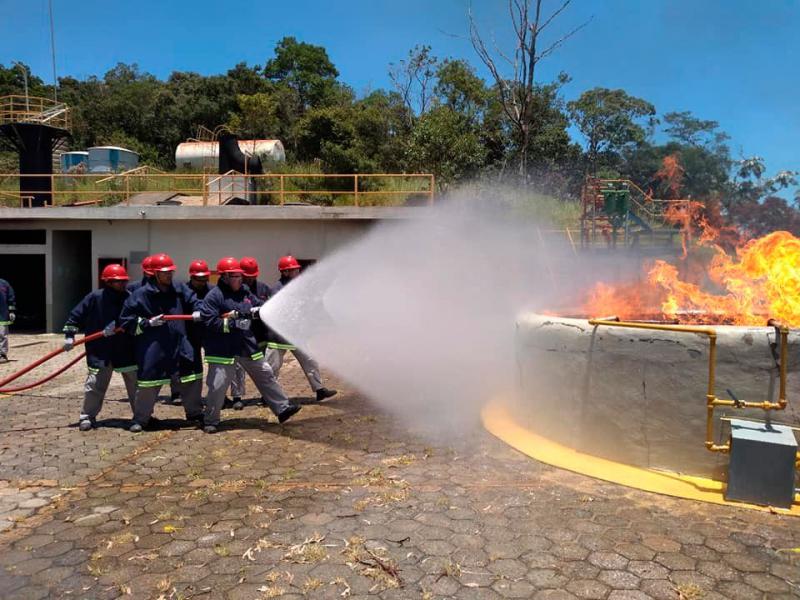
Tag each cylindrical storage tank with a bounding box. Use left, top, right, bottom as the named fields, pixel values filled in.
left=238, top=140, right=286, bottom=165
left=61, top=151, right=89, bottom=172
left=513, top=313, right=800, bottom=479
left=87, top=146, right=139, bottom=173
left=175, top=140, right=285, bottom=171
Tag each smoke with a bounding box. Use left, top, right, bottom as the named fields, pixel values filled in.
left=259, top=188, right=614, bottom=437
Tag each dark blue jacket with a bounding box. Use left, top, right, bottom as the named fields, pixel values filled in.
left=127, top=276, right=150, bottom=293
left=270, top=277, right=289, bottom=294
left=0, top=278, right=16, bottom=325
left=182, top=281, right=214, bottom=350
left=119, top=281, right=200, bottom=385
left=246, top=279, right=273, bottom=349
left=200, top=280, right=263, bottom=364
left=62, top=287, right=135, bottom=371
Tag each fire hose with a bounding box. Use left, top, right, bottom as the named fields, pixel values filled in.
left=0, top=314, right=202, bottom=394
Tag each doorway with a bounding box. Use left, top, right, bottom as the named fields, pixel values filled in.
left=0, top=254, right=46, bottom=331
left=52, top=230, right=92, bottom=332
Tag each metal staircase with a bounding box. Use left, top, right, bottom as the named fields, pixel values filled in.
left=580, top=177, right=680, bottom=252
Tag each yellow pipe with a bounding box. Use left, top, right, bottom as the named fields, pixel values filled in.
left=587, top=319, right=716, bottom=337
left=590, top=319, right=793, bottom=454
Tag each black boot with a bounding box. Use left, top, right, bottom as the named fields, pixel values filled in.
left=278, top=404, right=302, bottom=424
left=316, top=388, right=338, bottom=402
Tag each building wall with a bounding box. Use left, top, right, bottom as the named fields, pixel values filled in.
left=90, top=218, right=370, bottom=285
left=0, top=213, right=386, bottom=330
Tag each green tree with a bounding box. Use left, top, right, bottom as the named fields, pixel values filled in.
left=264, top=37, right=341, bottom=110
left=434, top=59, right=488, bottom=121
left=227, top=87, right=299, bottom=143
left=405, top=106, right=486, bottom=188
left=567, top=87, right=656, bottom=172
left=0, top=62, right=50, bottom=97
left=663, top=110, right=729, bottom=148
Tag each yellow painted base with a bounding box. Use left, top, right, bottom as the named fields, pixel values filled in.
left=482, top=399, right=800, bottom=516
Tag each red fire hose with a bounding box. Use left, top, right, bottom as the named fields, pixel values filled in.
left=0, top=352, right=88, bottom=393
left=0, top=314, right=197, bottom=394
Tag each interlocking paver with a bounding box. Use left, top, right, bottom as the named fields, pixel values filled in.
left=0, top=333, right=799, bottom=598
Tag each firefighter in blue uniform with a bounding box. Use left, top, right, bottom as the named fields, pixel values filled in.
left=267, top=255, right=337, bottom=402
left=183, top=259, right=213, bottom=387
left=227, top=256, right=272, bottom=409
left=120, top=253, right=204, bottom=432
left=62, top=264, right=137, bottom=431
left=0, top=276, right=16, bottom=363
left=200, top=257, right=299, bottom=433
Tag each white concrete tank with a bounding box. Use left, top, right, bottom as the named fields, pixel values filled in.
left=513, top=313, right=800, bottom=479
left=175, top=140, right=285, bottom=170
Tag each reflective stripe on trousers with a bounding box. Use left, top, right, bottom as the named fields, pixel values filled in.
left=132, top=378, right=203, bottom=425
left=205, top=355, right=291, bottom=426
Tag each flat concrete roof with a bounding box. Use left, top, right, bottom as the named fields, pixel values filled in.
left=0, top=205, right=428, bottom=221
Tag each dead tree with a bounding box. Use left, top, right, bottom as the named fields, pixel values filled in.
left=469, top=0, right=590, bottom=178
left=389, top=45, right=438, bottom=123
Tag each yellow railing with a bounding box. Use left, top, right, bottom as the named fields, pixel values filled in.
left=588, top=318, right=790, bottom=454
left=0, top=95, right=70, bottom=130
left=0, top=172, right=436, bottom=207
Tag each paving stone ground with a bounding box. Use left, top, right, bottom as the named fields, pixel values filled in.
left=0, top=333, right=799, bottom=600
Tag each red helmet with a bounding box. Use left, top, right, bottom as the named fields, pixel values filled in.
left=216, top=256, right=244, bottom=274
left=278, top=255, right=301, bottom=272
left=101, top=263, right=129, bottom=282
left=150, top=253, right=176, bottom=272
left=189, top=259, right=211, bottom=277
left=141, top=255, right=155, bottom=276
left=240, top=256, right=259, bottom=277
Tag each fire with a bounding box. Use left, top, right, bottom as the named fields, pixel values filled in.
left=582, top=230, right=800, bottom=326
left=580, top=155, right=800, bottom=326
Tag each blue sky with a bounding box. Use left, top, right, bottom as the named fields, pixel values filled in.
left=2, top=0, right=798, bottom=180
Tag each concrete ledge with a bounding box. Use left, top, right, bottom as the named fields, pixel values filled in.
left=0, top=205, right=429, bottom=221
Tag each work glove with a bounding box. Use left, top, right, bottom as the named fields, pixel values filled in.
left=102, top=322, right=117, bottom=337
left=63, top=337, right=74, bottom=352
left=147, top=314, right=166, bottom=327
left=250, top=306, right=261, bottom=318
left=8, top=313, right=14, bottom=324
left=191, top=310, right=202, bottom=322
left=235, top=318, right=252, bottom=331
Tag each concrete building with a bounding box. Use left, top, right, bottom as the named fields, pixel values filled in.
left=0, top=205, right=421, bottom=332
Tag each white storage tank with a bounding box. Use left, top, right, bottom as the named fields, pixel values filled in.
left=87, top=146, right=139, bottom=173
left=175, top=140, right=285, bottom=170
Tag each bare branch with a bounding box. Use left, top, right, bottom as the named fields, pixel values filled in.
left=537, top=0, right=571, bottom=34
left=536, top=17, right=593, bottom=62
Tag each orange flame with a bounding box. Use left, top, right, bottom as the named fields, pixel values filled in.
left=656, top=153, right=685, bottom=199
left=581, top=225, right=800, bottom=326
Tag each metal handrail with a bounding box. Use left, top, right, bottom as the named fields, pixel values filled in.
left=0, top=95, right=70, bottom=130
left=0, top=172, right=435, bottom=207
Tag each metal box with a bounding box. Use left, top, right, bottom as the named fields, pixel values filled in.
left=725, top=418, right=797, bottom=508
